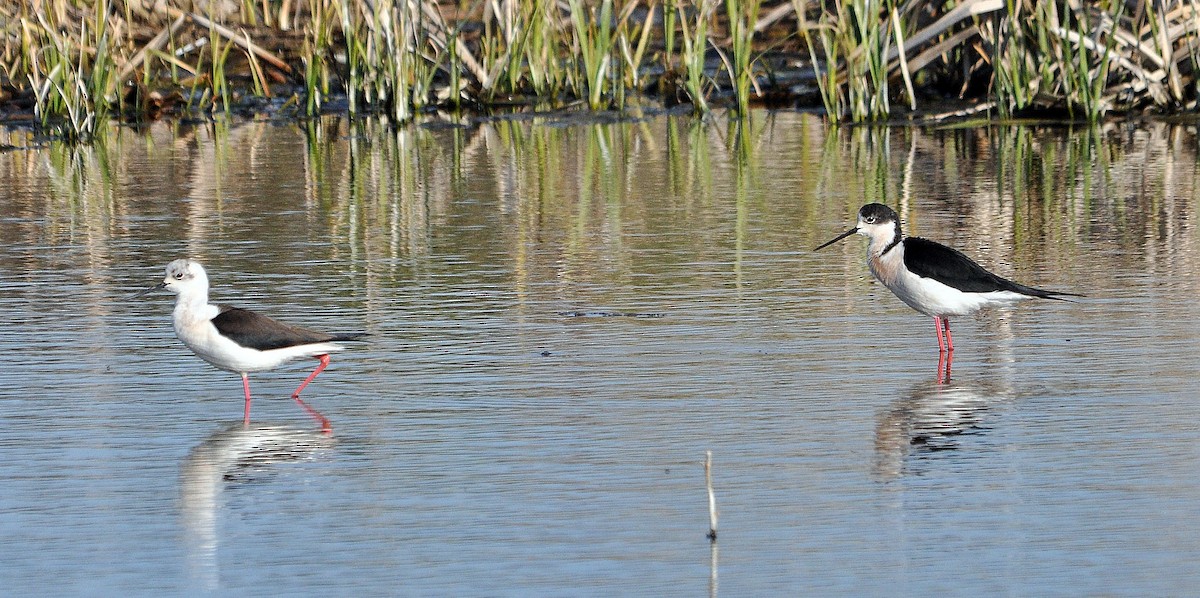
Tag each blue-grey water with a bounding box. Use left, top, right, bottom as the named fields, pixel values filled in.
left=2, top=114, right=1199, bottom=595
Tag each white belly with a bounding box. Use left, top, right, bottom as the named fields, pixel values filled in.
left=173, top=307, right=342, bottom=374
left=869, top=247, right=1028, bottom=317
left=886, top=270, right=1028, bottom=316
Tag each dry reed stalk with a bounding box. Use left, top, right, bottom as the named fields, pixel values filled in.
left=164, top=6, right=292, bottom=75
left=117, top=13, right=188, bottom=82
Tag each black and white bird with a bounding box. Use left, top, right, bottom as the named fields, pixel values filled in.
left=815, top=203, right=1079, bottom=352
left=132, top=259, right=365, bottom=426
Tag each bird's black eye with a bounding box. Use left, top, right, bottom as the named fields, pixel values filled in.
left=174, top=272, right=184, bottom=280
left=864, top=216, right=876, bottom=224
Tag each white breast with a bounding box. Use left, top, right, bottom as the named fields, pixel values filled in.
left=868, top=243, right=1028, bottom=317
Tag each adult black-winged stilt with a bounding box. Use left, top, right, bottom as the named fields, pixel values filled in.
left=815, top=203, right=1080, bottom=354
left=132, top=259, right=365, bottom=428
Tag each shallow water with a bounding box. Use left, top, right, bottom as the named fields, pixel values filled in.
left=3, top=114, right=1200, bottom=595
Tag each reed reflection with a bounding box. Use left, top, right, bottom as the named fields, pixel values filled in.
left=179, top=423, right=335, bottom=588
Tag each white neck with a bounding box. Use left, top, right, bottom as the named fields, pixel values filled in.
left=173, top=285, right=214, bottom=320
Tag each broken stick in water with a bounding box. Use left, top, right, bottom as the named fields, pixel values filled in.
left=705, top=450, right=718, bottom=540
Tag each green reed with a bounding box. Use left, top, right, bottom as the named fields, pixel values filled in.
left=1059, top=3, right=1120, bottom=121
left=845, top=0, right=891, bottom=122
left=476, top=0, right=524, bottom=99
left=989, top=0, right=1032, bottom=118
left=568, top=0, right=616, bottom=110
left=618, top=1, right=656, bottom=93
left=801, top=0, right=894, bottom=122
left=797, top=0, right=1200, bottom=123
left=801, top=15, right=844, bottom=123
left=25, top=0, right=119, bottom=142
left=519, top=0, right=568, bottom=99
left=303, top=0, right=338, bottom=115
left=207, top=23, right=234, bottom=113
left=723, top=0, right=761, bottom=116
left=988, top=1, right=1126, bottom=121
left=337, top=0, right=442, bottom=121
left=676, top=0, right=716, bottom=114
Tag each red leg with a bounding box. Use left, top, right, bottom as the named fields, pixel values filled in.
left=241, top=373, right=252, bottom=426
left=933, top=316, right=947, bottom=353
left=942, top=317, right=954, bottom=353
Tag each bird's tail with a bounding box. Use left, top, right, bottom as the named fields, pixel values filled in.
left=330, top=332, right=370, bottom=342
left=1019, top=285, right=1084, bottom=301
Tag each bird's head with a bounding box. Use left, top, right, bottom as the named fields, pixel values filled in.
left=161, top=259, right=209, bottom=295
left=814, top=203, right=902, bottom=251
left=130, top=259, right=209, bottom=299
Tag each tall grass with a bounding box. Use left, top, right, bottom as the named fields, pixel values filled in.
left=676, top=0, right=717, bottom=114
left=8, top=0, right=1200, bottom=141
left=722, top=0, right=762, bottom=116
left=568, top=0, right=616, bottom=110
left=475, top=0, right=527, bottom=100
left=617, top=2, right=656, bottom=95
left=803, top=0, right=895, bottom=122
left=801, top=0, right=1200, bottom=122
left=303, top=0, right=339, bottom=115
left=205, top=22, right=235, bottom=113
left=800, top=13, right=844, bottom=122
left=989, top=1, right=1125, bottom=120
left=25, top=0, right=119, bottom=142
left=517, top=0, right=569, bottom=99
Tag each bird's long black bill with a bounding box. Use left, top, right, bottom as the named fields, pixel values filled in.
left=813, top=227, right=859, bottom=251
left=128, top=282, right=166, bottom=299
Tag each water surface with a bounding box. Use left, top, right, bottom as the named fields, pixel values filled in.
left=2, top=115, right=1199, bottom=595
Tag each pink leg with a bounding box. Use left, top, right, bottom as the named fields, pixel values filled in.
left=933, top=316, right=947, bottom=353
left=292, top=354, right=333, bottom=434
left=241, top=373, right=252, bottom=426
left=936, top=347, right=953, bottom=384
left=942, top=317, right=954, bottom=353
left=292, top=354, right=331, bottom=399
left=293, top=395, right=332, bottom=434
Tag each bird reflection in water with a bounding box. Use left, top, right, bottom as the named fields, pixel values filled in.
left=936, top=349, right=952, bottom=384
left=179, top=423, right=335, bottom=588
left=874, top=375, right=1012, bottom=479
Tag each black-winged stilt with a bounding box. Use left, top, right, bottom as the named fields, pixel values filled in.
left=815, top=203, right=1080, bottom=353
left=132, top=259, right=365, bottom=428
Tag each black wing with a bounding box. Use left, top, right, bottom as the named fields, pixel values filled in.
left=212, top=306, right=364, bottom=351
left=903, top=237, right=1080, bottom=299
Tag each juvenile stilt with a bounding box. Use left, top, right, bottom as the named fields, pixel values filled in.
left=131, top=259, right=365, bottom=428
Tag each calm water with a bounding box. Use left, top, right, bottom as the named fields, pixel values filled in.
left=3, top=114, right=1200, bottom=595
